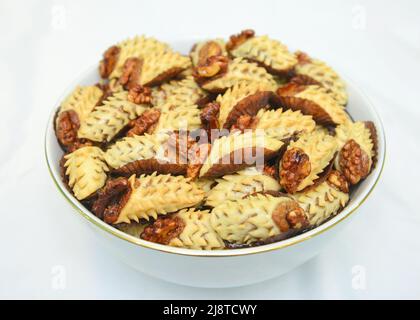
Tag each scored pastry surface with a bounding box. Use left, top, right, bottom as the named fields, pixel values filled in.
left=117, top=173, right=205, bottom=223
left=205, top=171, right=280, bottom=207
left=64, top=146, right=109, bottom=200
left=109, top=35, right=170, bottom=79
left=104, top=133, right=169, bottom=169
left=294, top=179, right=349, bottom=226
left=78, top=91, right=148, bottom=142
left=202, top=57, right=277, bottom=92
left=216, top=81, right=276, bottom=128
left=283, top=130, right=337, bottom=191
left=169, top=209, right=225, bottom=250
left=230, top=35, right=297, bottom=74
left=199, top=131, right=284, bottom=178
left=295, top=54, right=348, bottom=105
left=211, top=194, right=298, bottom=244
left=56, top=85, right=103, bottom=128
left=254, top=108, right=316, bottom=140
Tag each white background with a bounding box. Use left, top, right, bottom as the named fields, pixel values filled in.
left=1, top=0, right=419, bottom=299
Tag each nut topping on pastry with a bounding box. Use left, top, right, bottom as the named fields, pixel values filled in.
left=92, top=177, right=131, bottom=223
left=119, top=57, right=143, bottom=89
left=197, top=41, right=224, bottom=66
left=327, top=170, right=349, bottom=193
left=272, top=200, right=308, bottom=232
left=226, top=29, right=255, bottom=51
left=54, top=32, right=378, bottom=250
left=280, top=147, right=311, bottom=194
left=193, top=55, right=229, bottom=83
left=127, top=84, right=152, bottom=105
left=56, top=110, right=81, bottom=151
left=99, top=45, right=120, bottom=78
left=200, top=102, right=220, bottom=138
left=126, top=109, right=160, bottom=137
left=141, top=214, right=185, bottom=245
left=339, top=139, right=370, bottom=185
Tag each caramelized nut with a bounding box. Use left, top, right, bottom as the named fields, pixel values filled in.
left=127, top=84, right=152, bottom=105
left=198, top=41, right=223, bottom=66
left=327, top=170, right=349, bottom=193
left=280, top=147, right=311, bottom=193
left=272, top=201, right=308, bottom=232
left=127, top=109, right=160, bottom=137
left=193, top=55, right=229, bottom=82
left=226, top=29, right=255, bottom=51
left=119, top=57, right=142, bottom=89
left=141, top=215, right=185, bottom=245
left=99, top=45, right=120, bottom=78
left=339, top=139, right=370, bottom=185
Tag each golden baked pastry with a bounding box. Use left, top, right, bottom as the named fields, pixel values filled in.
left=63, top=146, right=109, bottom=200
left=141, top=209, right=225, bottom=250
left=211, top=193, right=308, bottom=244
left=55, top=32, right=378, bottom=250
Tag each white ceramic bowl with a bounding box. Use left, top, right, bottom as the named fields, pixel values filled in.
left=45, top=41, right=385, bottom=288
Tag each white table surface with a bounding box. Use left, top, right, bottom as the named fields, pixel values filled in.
left=1, top=0, right=419, bottom=299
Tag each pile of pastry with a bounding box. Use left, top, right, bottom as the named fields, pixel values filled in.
left=55, top=30, right=377, bottom=250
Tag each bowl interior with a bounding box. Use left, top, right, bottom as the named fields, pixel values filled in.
left=45, top=40, right=386, bottom=257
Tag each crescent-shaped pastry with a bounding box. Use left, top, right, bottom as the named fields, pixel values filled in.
left=116, top=173, right=205, bottom=223
left=277, top=84, right=350, bottom=126
left=63, top=146, right=109, bottom=200
left=200, top=57, right=277, bottom=93
left=294, top=51, right=348, bottom=106
left=77, top=91, right=148, bottom=143
left=211, top=193, right=308, bottom=244
left=253, top=108, right=316, bottom=141
left=154, top=104, right=201, bottom=132
left=279, top=130, right=337, bottom=193
left=216, top=81, right=277, bottom=129
left=334, top=121, right=377, bottom=185
left=294, top=170, right=349, bottom=226
left=199, top=131, right=284, bottom=178
left=141, top=209, right=225, bottom=250
left=139, top=50, right=192, bottom=86
left=56, top=85, right=103, bottom=128
left=103, top=35, right=170, bottom=79
left=228, top=32, right=297, bottom=76
left=205, top=170, right=280, bottom=207
left=103, top=133, right=186, bottom=176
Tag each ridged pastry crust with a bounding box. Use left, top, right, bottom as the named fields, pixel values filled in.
left=254, top=108, right=316, bottom=140
left=281, top=130, right=337, bottom=192
left=201, top=58, right=276, bottom=93
left=56, top=86, right=103, bottom=129
left=295, top=53, right=348, bottom=105
left=64, top=146, right=109, bottom=200
left=78, top=91, right=148, bottom=143
left=139, top=50, right=191, bottom=86
left=230, top=36, right=297, bottom=75
left=294, top=179, right=349, bottom=226
left=211, top=194, right=303, bottom=244
left=116, top=173, right=205, bottom=223
left=335, top=121, right=374, bottom=161
left=158, top=76, right=207, bottom=108
left=205, top=171, right=280, bottom=207
left=334, top=121, right=376, bottom=183
left=103, top=133, right=179, bottom=176
left=155, top=105, right=201, bottom=132
left=199, top=131, right=284, bottom=178
left=109, top=35, right=170, bottom=79
left=168, top=209, right=225, bottom=250
left=216, top=81, right=277, bottom=128
left=278, top=85, right=350, bottom=126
